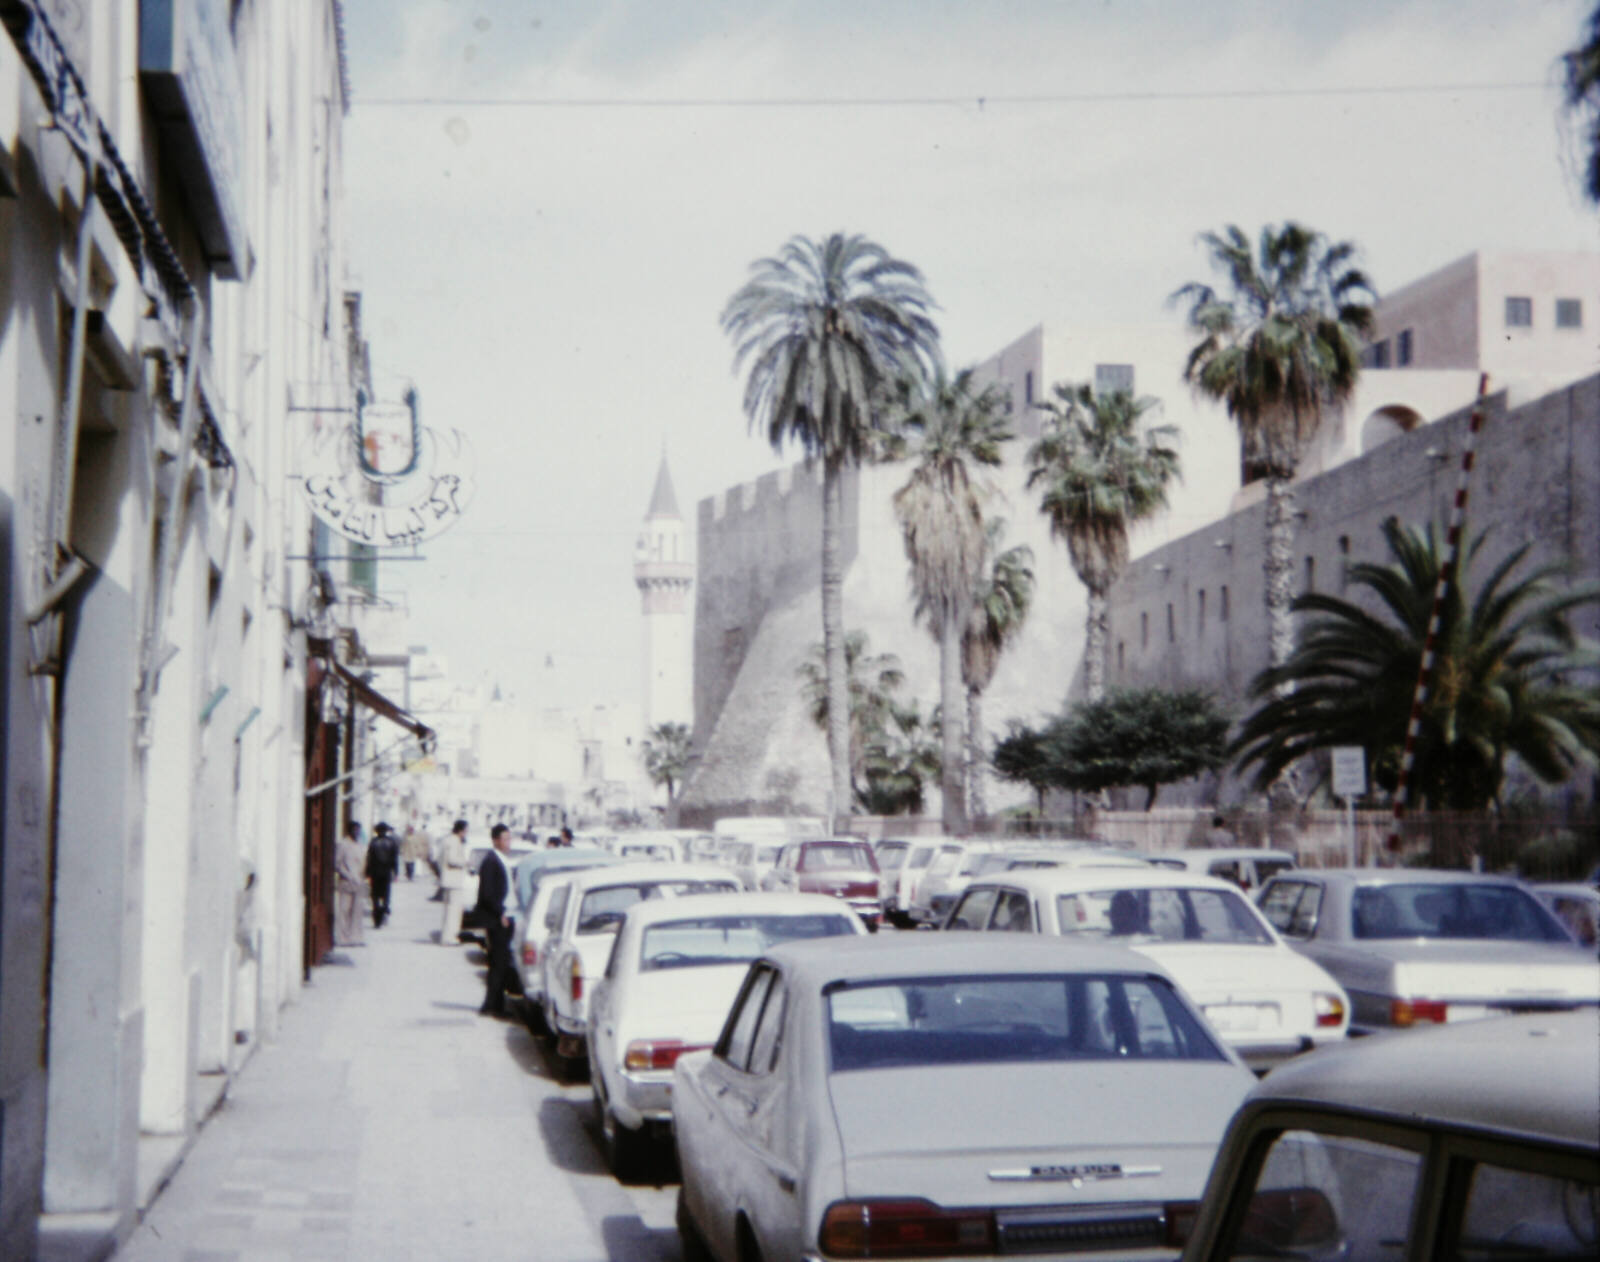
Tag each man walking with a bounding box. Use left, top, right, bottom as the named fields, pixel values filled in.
left=476, top=824, right=515, bottom=1017
left=401, top=817, right=426, bottom=880
left=438, top=818, right=469, bottom=945
left=367, top=822, right=399, bottom=927
left=334, top=821, right=366, bottom=946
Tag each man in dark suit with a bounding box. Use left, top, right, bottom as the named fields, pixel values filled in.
left=366, top=822, right=400, bottom=927
left=476, top=824, right=515, bottom=1016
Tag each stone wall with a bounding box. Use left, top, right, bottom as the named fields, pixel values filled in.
left=1104, top=374, right=1600, bottom=806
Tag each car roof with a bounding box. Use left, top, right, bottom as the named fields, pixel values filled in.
left=764, top=933, right=1173, bottom=989
left=1532, top=882, right=1600, bottom=901
left=621, top=892, right=865, bottom=928
left=1167, top=848, right=1296, bottom=865
left=971, top=867, right=1244, bottom=896
left=1249, top=1009, right=1600, bottom=1148
left=1277, top=868, right=1538, bottom=888
left=563, top=861, right=737, bottom=891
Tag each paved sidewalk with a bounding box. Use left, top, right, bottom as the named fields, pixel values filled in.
left=114, top=879, right=679, bottom=1262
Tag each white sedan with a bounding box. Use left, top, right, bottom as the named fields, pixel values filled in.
left=586, top=893, right=865, bottom=1178
left=674, top=935, right=1255, bottom=1262
left=540, top=862, right=741, bottom=1066
left=943, top=868, right=1350, bottom=1068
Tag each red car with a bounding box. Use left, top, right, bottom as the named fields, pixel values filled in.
left=762, top=840, right=882, bottom=929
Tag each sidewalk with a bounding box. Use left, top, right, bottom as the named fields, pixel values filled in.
left=112, top=878, right=671, bottom=1262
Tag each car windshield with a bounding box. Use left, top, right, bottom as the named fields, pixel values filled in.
left=1256, top=859, right=1295, bottom=881
left=757, top=845, right=782, bottom=864
left=1351, top=883, right=1569, bottom=941
left=576, top=880, right=735, bottom=932
left=877, top=844, right=909, bottom=871
left=640, top=914, right=856, bottom=970
left=801, top=843, right=872, bottom=872
left=907, top=849, right=934, bottom=870
left=1056, top=887, right=1274, bottom=945
left=970, top=853, right=1018, bottom=876
left=827, top=973, right=1225, bottom=1071
left=1009, top=859, right=1057, bottom=871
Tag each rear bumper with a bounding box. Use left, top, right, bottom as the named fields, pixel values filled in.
left=611, top=1071, right=675, bottom=1130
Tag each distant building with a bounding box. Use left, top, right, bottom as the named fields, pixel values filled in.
left=634, top=455, right=694, bottom=732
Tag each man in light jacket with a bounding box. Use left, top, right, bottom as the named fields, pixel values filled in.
left=335, top=821, right=366, bottom=947
left=438, top=818, right=469, bottom=945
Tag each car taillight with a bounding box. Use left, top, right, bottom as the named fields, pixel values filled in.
left=521, top=944, right=538, bottom=967
left=819, top=1200, right=995, bottom=1258
left=569, top=958, right=583, bottom=1002
left=1391, top=997, right=1447, bottom=1026
left=1313, top=992, right=1345, bottom=1028
left=623, top=1039, right=709, bottom=1072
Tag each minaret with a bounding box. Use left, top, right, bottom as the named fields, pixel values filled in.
left=634, top=456, right=694, bottom=733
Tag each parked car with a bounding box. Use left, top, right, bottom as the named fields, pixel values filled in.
left=673, top=935, right=1255, bottom=1262
left=945, top=868, right=1349, bottom=1068
left=1256, top=869, right=1600, bottom=1033
left=1532, top=882, right=1600, bottom=951
left=727, top=840, right=785, bottom=892
left=1148, top=848, right=1296, bottom=893
left=540, top=862, right=742, bottom=1065
left=762, top=839, right=882, bottom=929
left=1181, top=1009, right=1600, bottom=1262
left=510, top=848, right=621, bottom=1028
left=875, top=839, right=938, bottom=928
left=910, top=842, right=1148, bottom=928
left=586, top=893, right=866, bottom=1178
left=459, top=838, right=539, bottom=933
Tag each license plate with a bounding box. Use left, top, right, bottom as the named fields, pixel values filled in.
left=1204, top=1004, right=1265, bottom=1032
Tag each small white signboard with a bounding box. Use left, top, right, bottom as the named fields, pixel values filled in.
left=1331, top=746, right=1367, bottom=800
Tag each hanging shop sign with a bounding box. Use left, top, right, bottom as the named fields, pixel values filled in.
left=139, top=0, right=248, bottom=279
left=2, top=0, right=94, bottom=154
left=297, top=390, right=476, bottom=547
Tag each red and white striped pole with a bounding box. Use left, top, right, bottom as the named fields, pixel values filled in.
left=1385, top=372, right=1490, bottom=859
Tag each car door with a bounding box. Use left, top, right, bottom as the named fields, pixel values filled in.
left=987, top=887, right=1036, bottom=933
left=731, top=971, right=804, bottom=1262
left=945, top=885, right=999, bottom=930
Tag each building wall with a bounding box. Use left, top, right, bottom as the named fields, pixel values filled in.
left=1103, top=374, right=1600, bottom=807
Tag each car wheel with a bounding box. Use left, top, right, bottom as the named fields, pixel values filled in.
left=523, top=997, right=548, bottom=1036
left=600, top=1099, right=648, bottom=1181
left=676, top=1187, right=713, bottom=1262
left=736, top=1215, right=765, bottom=1262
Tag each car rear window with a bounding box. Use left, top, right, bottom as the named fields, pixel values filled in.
left=1056, top=887, right=1274, bottom=945
left=907, top=849, right=934, bottom=870
left=1351, top=884, right=1569, bottom=942
left=827, top=973, right=1225, bottom=1070
left=576, top=879, right=736, bottom=932
left=876, top=844, right=909, bottom=871
left=801, top=843, right=874, bottom=872
left=640, top=914, right=855, bottom=970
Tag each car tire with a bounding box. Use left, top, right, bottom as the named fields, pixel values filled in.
left=676, top=1187, right=713, bottom=1262
left=599, top=1097, right=648, bottom=1181
left=523, top=997, right=548, bottom=1036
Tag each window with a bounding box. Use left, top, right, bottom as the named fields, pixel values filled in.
left=1057, top=887, right=1274, bottom=945
left=1505, top=296, right=1533, bottom=327
left=1220, top=585, right=1230, bottom=622
left=1094, top=363, right=1134, bottom=396
left=1140, top=611, right=1149, bottom=648
left=1556, top=297, right=1583, bottom=329
left=1117, top=641, right=1125, bottom=672
left=1351, top=883, right=1569, bottom=942
left=1198, top=589, right=1207, bottom=630
left=1258, top=882, right=1304, bottom=933
left=746, top=976, right=788, bottom=1075
left=947, top=887, right=998, bottom=931
left=717, top=965, right=775, bottom=1070
left=1166, top=603, right=1175, bottom=642
left=1222, top=1131, right=1422, bottom=1262
left=1452, top=1161, right=1599, bottom=1261
left=639, top=914, right=854, bottom=971
left=1396, top=327, right=1413, bottom=365
left=1304, top=556, right=1315, bottom=592
left=1024, top=369, right=1034, bottom=404
left=989, top=890, right=1034, bottom=933
left=1363, top=339, right=1391, bottom=368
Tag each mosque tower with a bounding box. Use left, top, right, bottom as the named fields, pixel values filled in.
left=634, top=455, right=694, bottom=733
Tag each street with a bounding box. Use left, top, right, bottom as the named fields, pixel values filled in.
left=115, top=880, right=681, bottom=1262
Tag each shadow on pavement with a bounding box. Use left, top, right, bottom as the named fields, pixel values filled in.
left=431, top=1000, right=480, bottom=1012
left=537, top=1095, right=607, bottom=1175
left=504, top=1019, right=556, bottom=1081
left=601, top=1213, right=680, bottom=1262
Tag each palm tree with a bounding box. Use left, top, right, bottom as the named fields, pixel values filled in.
left=961, top=521, right=1035, bottom=822
left=1564, top=2, right=1600, bottom=204
left=1173, top=222, right=1375, bottom=680
left=797, top=632, right=907, bottom=811
left=860, top=699, right=942, bottom=816
left=1027, top=382, right=1180, bottom=703
left=1232, top=517, right=1600, bottom=810
left=642, top=722, right=693, bottom=803
left=889, top=367, right=1012, bottom=833
left=723, top=234, right=940, bottom=828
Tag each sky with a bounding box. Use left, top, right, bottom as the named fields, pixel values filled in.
left=339, top=0, right=1599, bottom=715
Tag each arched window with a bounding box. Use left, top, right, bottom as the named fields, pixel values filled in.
left=1359, top=405, right=1425, bottom=453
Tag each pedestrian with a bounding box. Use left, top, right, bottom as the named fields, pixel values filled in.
left=1206, top=814, right=1236, bottom=849
left=367, top=822, right=399, bottom=927
left=438, top=818, right=469, bottom=945
left=560, top=826, right=575, bottom=848
left=476, top=823, right=515, bottom=1017
left=334, top=821, right=366, bottom=946
left=402, top=818, right=427, bottom=881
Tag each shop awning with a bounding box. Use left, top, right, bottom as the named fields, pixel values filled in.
left=309, top=636, right=434, bottom=748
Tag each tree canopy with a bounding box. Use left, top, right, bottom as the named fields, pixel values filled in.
left=642, top=722, right=693, bottom=802
left=1049, top=688, right=1231, bottom=809
left=1232, top=517, right=1600, bottom=810
left=1564, top=2, right=1600, bottom=204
